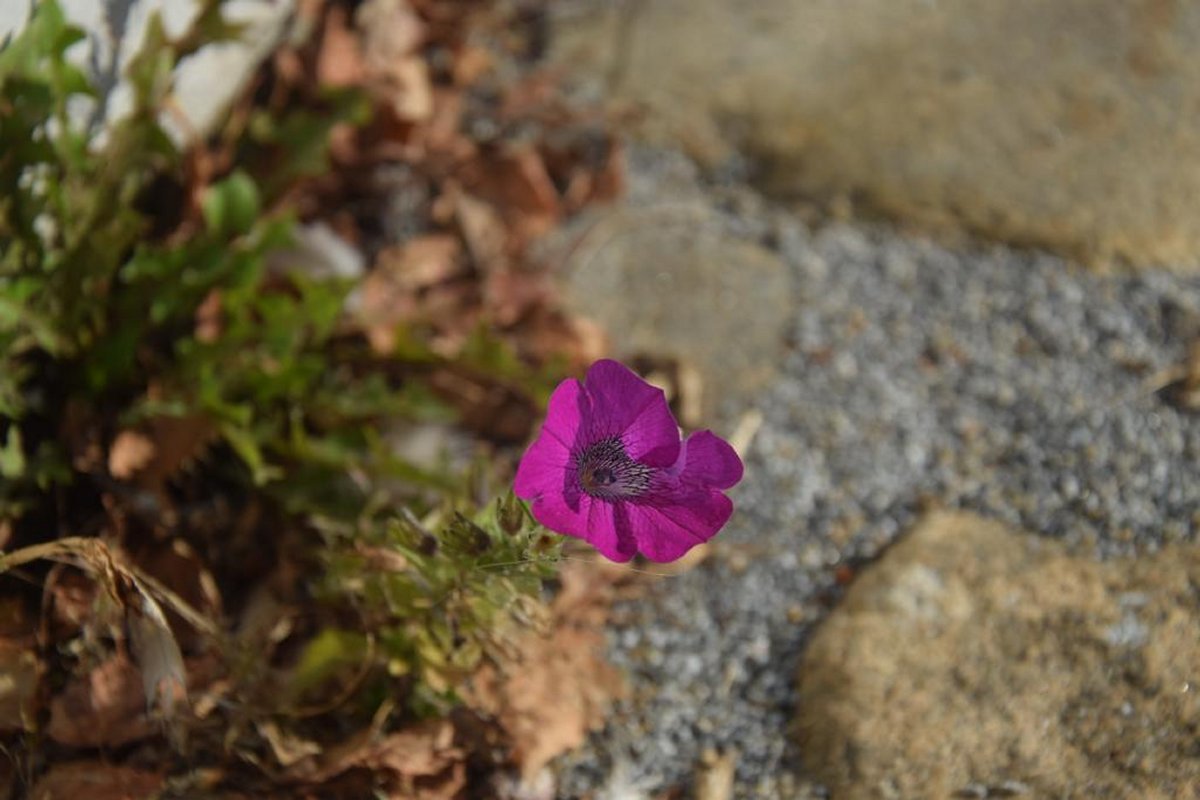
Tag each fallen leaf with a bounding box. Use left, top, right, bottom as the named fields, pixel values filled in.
left=108, top=431, right=156, bottom=480
left=591, top=141, right=625, bottom=203
left=357, top=0, right=425, bottom=64
left=29, top=761, right=163, bottom=800
left=418, top=88, right=472, bottom=159
left=9, top=538, right=205, bottom=745
left=45, top=565, right=98, bottom=641
left=485, top=268, right=547, bottom=327
left=453, top=44, right=492, bottom=86
left=291, top=719, right=466, bottom=799
left=131, top=538, right=223, bottom=651
left=383, top=56, right=434, bottom=123
left=468, top=562, right=626, bottom=779
left=125, top=586, right=188, bottom=720
left=427, top=366, right=535, bottom=443
left=358, top=235, right=465, bottom=354
left=117, top=395, right=217, bottom=496
left=0, top=639, right=38, bottom=733
left=382, top=234, right=465, bottom=291
left=524, top=309, right=609, bottom=370
left=455, top=192, right=509, bottom=273
left=694, top=748, right=737, bottom=800
left=497, top=149, right=560, bottom=227
left=317, top=4, right=367, bottom=88
left=258, top=720, right=322, bottom=768
left=47, top=655, right=154, bottom=748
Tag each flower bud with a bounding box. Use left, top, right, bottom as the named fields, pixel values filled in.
left=496, top=492, right=525, bottom=535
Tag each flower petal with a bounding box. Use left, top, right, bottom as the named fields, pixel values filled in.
left=513, top=431, right=570, bottom=500
left=678, top=430, right=744, bottom=489
left=526, top=488, right=639, bottom=563
left=526, top=482, right=588, bottom=539
left=624, top=490, right=734, bottom=562
left=585, top=500, right=638, bottom=562
left=541, top=377, right=586, bottom=451
left=582, top=359, right=680, bottom=467
left=514, top=378, right=585, bottom=499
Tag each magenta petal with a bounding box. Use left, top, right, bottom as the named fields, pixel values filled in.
left=513, top=432, right=569, bottom=500
left=525, top=479, right=586, bottom=535
left=514, top=378, right=584, bottom=499
left=540, top=377, right=586, bottom=450
left=679, top=430, right=744, bottom=489
left=583, top=359, right=680, bottom=467
left=524, top=489, right=639, bottom=563
left=584, top=499, right=638, bottom=562
left=623, top=492, right=733, bottom=562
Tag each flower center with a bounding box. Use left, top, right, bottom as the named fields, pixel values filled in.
left=575, top=436, right=653, bottom=499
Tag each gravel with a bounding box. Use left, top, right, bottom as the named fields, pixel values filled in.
left=556, top=150, right=1200, bottom=798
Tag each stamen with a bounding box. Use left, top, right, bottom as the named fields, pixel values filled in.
left=574, top=436, right=653, bottom=499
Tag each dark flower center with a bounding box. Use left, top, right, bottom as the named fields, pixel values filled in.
left=574, top=436, right=653, bottom=499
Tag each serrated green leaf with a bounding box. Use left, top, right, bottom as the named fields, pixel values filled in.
left=220, top=422, right=282, bottom=486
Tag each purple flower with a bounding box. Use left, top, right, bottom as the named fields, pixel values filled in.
left=514, top=359, right=743, bottom=563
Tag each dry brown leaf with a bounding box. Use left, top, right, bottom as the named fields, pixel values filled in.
left=427, top=366, right=535, bottom=443
left=591, top=141, right=626, bottom=204
left=484, top=269, right=547, bottom=327
left=258, top=720, right=322, bottom=768
left=524, top=310, right=609, bottom=370
left=455, top=192, right=509, bottom=273
left=137, top=411, right=218, bottom=489
left=125, top=588, right=187, bottom=720
left=108, top=431, right=157, bottom=480
left=0, top=639, right=38, bottom=733
left=291, top=719, right=466, bottom=799
left=353, top=0, right=432, bottom=122
left=357, top=0, right=425, bottom=64
left=359, top=235, right=465, bottom=354
left=694, top=748, right=737, bottom=800
left=354, top=543, right=410, bottom=573
left=384, top=56, right=434, bottom=123
left=5, top=538, right=207, bottom=745
left=452, top=43, right=492, bottom=86
left=500, top=149, right=561, bottom=224
left=419, top=88, right=472, bottom=160
left=29, top=761, right=163, bottom=800
left=382, top=234, right=464, bottom=291
left=47, top=654, right=154, bottom=747
left=468, top=562, right=626, bottom=779
left=317, top=5, right=367, bottom=88
left=131, top=538, right=222, bottom=651
left=45, top=565, right=98, bottom=641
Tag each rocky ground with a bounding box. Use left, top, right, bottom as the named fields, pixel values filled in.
left=553, top=147, right=1199, bottom=798
left=545, top=2, right=1200, bottom=796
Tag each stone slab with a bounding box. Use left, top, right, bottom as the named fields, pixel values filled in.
left=559, top=202, right=793, bottom=425
left=552, top=0, right=1200, bottom=269
left=795, top=511, right=1200, bottom=798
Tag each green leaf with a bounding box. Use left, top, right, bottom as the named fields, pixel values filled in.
left=219, top=421, right=282, bottom=486
left=0, top=427, right=26, bottom=479
left=288, top=629, right=368, bottom=698
left=201, top=170, right=261, bottom=236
